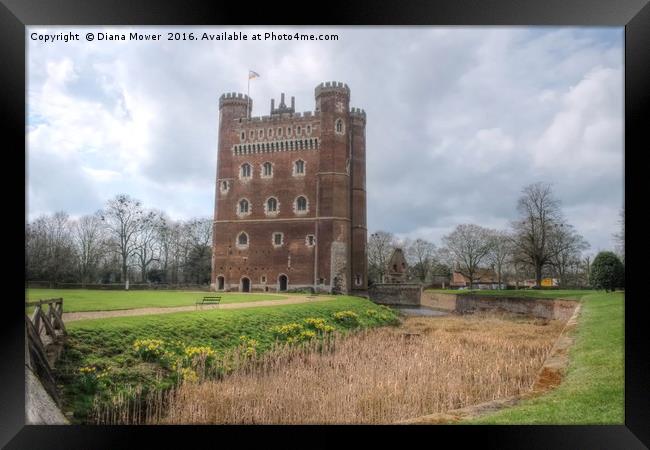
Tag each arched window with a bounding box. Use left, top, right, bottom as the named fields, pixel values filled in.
left=266, top=197, right=278, bottom=213
left=295, top=196, right=308, bottom=213
left=286, top=127, right=292, bottom=136
left=268, top=128, right=274, bottom=138
left=294, top=159, right=305, bottom=175
left=262, top=162, right=273, bottom=177
left=297, top=126, right=301, bottom=135
left=277, top=127, right=282, bottom=137
left=335, top=118, right=344, bottom=134
left=306, top=124, right=312, bottom=135
left=238, top=199, right=249, bottom=214
left=240, top=131, right=245, bottom=141
left=240, top=163, right=251, bottom=178
left=236, top=232, right=249, bottom=248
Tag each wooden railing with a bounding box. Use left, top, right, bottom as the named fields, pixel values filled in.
left=25, top=298, right=67, bottom=405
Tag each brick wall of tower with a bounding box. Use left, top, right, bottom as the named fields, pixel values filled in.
left=350, top=109, right=368, bottom=291
left=211, top=83, right=366, bottom=293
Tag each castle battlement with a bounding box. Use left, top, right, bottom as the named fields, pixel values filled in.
left=219, top=92, right=251, bottom=109
left=350, top=107, right=366, bottom=117
left=236, top=111, right=320, bottom=124
left=315, top=81, right=350, bottom=97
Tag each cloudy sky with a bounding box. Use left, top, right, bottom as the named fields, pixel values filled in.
left=27, top=26, right=623, bottom=254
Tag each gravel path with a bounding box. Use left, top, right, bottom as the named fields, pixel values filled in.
left=62, top=295, right=335, bottom=322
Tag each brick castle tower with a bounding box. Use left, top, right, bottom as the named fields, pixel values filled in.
left=211, top=81, right=367, bottom=294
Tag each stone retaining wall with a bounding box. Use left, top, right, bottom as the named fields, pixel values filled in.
left=420, top=291, right=579, bottom=320
left=368, top=284, right=422, bottom=306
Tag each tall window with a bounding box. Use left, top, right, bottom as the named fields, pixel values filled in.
left=238, top=199, right=249, bottom=214
left=335, top=118, right=344, bottom=134
left=294, top=159, right=305, bottom=175
left=241, top=163, right=251, bottom=178
left=262, top=162, right=273, bottom=177
left=266, top=197, right=278, bottom=214
left=306, top=235, right=315, bottom=247
left=296, top=196, right=308, bottom=212
left=273, top=232, right=284, bottom=246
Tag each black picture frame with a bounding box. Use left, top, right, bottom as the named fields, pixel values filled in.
left=2, top=0, right=648, bottom=448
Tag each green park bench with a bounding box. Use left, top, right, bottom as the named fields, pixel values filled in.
left=195, top=296, right=221, bottom=309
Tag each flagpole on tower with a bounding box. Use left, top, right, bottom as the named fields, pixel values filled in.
left=247, top=72, right=251, bottom=118
left=247, top=70, right=260, bottom=119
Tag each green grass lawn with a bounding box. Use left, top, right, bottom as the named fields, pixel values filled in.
left=465, top=291, right=624, bottom=424
left=56, top=295, right=399, bottom=422
left=26, top=289, right=290, bottom=313
left=426, top=288, right=593, bottom=300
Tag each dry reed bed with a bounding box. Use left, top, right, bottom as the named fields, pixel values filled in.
left=152, top=313, right=565, bottom=424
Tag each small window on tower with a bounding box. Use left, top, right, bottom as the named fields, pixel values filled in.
left=240, top=131, right=245, bottom=141
left=286, top=127, right=292, bottom=136
left=262, top=162, right=273, bottom=177
left=268, top=128, right=274, bottom=138
left=295, top=196, right=308, bottom=214
left=266, top=197, right=278, bottom=215
left=294, top=159, right=305, bottom=176
left=272, top=232, right=284, bottom=247
left=355, top=274, right=362, bottom=286
left=297, top=126, right=301, bottom=135
left=277, top=127, right=282, bottom=137
left=238, top=199, right=250, bottom=215
left=306, top=124, right=312, bottom=134
left=335, top=118, right=344, bottom=134
left=236, top=232, right=249, bottom=249
left=240, top=163, right=252, bottom=178
left=306, top=235, right=315, bottom=247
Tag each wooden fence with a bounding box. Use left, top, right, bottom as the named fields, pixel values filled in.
left=25, top=298, right=67, bottom=405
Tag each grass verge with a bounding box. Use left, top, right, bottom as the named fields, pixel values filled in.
left=465, top=291, right=624, bottom=424
left=26, top=288, right=288, bottom=313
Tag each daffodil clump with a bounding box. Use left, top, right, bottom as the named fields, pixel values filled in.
left=332, top=310, right=360, bottom=327
left=133, top=339, right=165, bottom=361
left=304, top=317, right=336, bottom=334
left=270, top=322, right=317, bottom=344
left=178, top=367, right=199, bottom=384
left=239, top=335, right=259, bottom=358
left=77, top=366, right=100, bottom=392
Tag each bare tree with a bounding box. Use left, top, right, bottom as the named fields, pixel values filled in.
left=72, top=212, right=107, bottom=284
left=547, top=223, right=590, bottom=287
left=487, top=229, right=512, bottom=289
left=183, top=218, right=213, bottom=284
left=441, top=224, right=493, bottom=289
left=367, top=231, right=396, bottom=284
left=100, top=194, right=145, bottom=289
left=405, top=238, right=436, bottom=282
left=511, top=182, right=565, bottom=288
left=133, top=210, right=165, bottom=282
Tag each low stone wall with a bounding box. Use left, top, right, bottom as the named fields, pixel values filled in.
left=456, top=296, right=578, bottom=321
left=368, top=284, right=423, bottom=306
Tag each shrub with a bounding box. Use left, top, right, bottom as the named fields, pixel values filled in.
left=332, top=311, right=360, bottom=327
left=590, top=251, right=624, bottom=292
left=77, top=366, right=98, bottom=392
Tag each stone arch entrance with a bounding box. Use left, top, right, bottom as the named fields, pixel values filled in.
left=217, top=276, right=225, bottom=291
left=278, top=274, right=288, bottom=292
left=241, top=277, right=251, bottom=292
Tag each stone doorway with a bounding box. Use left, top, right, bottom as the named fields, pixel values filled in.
left=241, top=277, right=251, bottom=292
left=278, top=274, right=288, bottom=292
